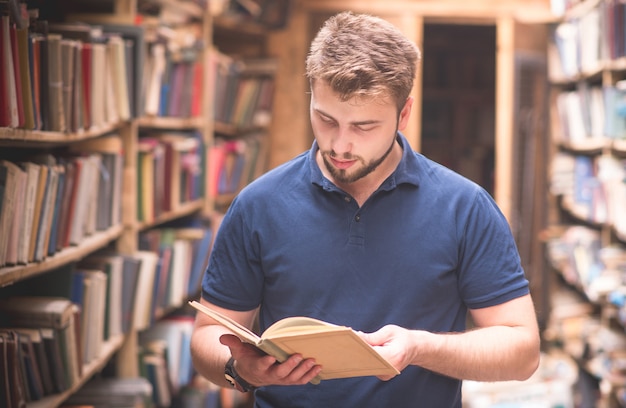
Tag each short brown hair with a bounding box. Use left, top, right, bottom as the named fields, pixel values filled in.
left=305, top=11, right=421, bottom=111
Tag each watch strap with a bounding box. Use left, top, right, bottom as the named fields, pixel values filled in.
left=224, top=357, right=256, bottom=392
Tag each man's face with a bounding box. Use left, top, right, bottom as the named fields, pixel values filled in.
left=310, top=81, right=411, bottom=185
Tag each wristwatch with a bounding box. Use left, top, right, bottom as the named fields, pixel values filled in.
left=224, top=357, right=257, bottom=392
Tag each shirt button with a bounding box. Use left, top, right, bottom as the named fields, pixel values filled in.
left=355, top=214, right=361, bottom=222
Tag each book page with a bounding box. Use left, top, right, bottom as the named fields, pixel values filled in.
left=263, top=316, right=341, bottom=337
left=188, top=301, right=260, bottom=345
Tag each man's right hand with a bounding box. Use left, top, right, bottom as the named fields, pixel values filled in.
left=220, top=334, right=323, bottom=387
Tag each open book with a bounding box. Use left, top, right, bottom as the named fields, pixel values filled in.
left=188, top=300, right=399, bottom=383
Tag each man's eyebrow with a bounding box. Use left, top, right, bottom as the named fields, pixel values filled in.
left=313, top=108, right=381, bottom=126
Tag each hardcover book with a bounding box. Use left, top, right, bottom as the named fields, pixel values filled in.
left=188, top=301, right=399, bottom=383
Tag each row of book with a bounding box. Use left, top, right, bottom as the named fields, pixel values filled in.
left=0, top=217, right=216, bottom=406
left=212, top=50, right=277, bottom=129
left=0, top=3, right=140, bottom=131
left=0, top=296, right=83, bottom=406
left=137, top=131, right=206, bottom=224
left=550, top=152, right=626, bottom=233
left=0, top=134, right=123, bottom=268
left=546, top=225, right=626, bottom=368
left=549, top=0, right=626, bottom=80
left=142, top=31, right=205, bottom=119
left=208, top=132, right=268, bottom=197
left=139, top=314, right=195, bottom=407
left=137, top=221, right=215, bottom=324
left=552, top=81, right=626, bottom=143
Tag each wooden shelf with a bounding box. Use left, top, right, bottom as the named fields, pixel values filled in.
left=559, top=138, right=609, bottom=154
left=0, top=123, right=123, bottom=146
left=0, top=224, right=124, bottom=287
left=136, top=199, right=204, bottom=231
left=213, top=121, right=267, bottom=137
left=136, top=116, right=206, bottom=130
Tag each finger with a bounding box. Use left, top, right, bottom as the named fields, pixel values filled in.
left=287, top=359, right=323, bottom=384
left=270, top=355, right=322, bottom=384
left=219, top=333, right=243, bottom=348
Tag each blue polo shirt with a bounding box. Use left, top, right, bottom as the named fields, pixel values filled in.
left=202, top=133, right=529, bottom=407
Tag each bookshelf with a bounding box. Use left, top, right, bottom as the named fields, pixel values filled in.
left=544, top=0, right=626, bottom=405
left=0, top=0, right=277, bottom=407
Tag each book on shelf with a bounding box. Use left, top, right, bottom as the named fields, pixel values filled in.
left=60, top=39, right=76, bottom=132
left=142, top=349, right=172, bottom=407
left=32, top=157, right=59, bottom=262
left=0, top=15, right=19, bottom=127
left=7, top=327, right=55, bottom=397
left=189, top=301, right=400, bottom=383
left=16, top=14, right=35, bottom=130
left=32, top=19, right=50, bottom=131
left=120, top=255, right=142, bottom=334
left=78, top=253, right=123, bottom=340
left=0, top=160, right=21, bottom=267
left=1, top=330, right=28, bottom=408
left=11, top=328, right=45, bottom=401
left=90, top=42, right=107, bottom=128
left=8, top=13, right=24, bottom=128
left=137, top=137, right=161, bottom=223
left=0, top=296, right=81, bottom=390
left=47, top=164, right=66, bottom=257
left=139, top=315, right=195, bottom=396
left=186, top=226, right=214, bottom=296
left=129, top=250, right=160, bottom=332
left=0, top=14, right=13, bottom=127
left=46, top=33, right=65, bottom=132
left=29, top=31, right=43, bottom=131
left=68, top=135, right=124, bottom=230
left=106, top=34, right=130, bottom=121
left=143, top=42, right=167, bottom=117
left=39, top=326, right=67, bottom=393
left=100, top=23, right=144, bottom=119
left=5, top=162, right=26, bottom=266
left=62, top=377, right=153, bottom=408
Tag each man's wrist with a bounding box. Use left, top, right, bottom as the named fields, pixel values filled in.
left=224, top=356, right=257, bottom=392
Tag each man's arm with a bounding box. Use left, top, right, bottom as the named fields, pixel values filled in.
left=190, top=298, right=322, bottom=389
left=361, top=294, right=541, bottom=382
left=190, top=299, right=259, bottom=388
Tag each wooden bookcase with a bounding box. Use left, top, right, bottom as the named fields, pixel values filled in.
left=0, top=0, right=277, bottom=406
left=543, top=0, right=626, bottom=405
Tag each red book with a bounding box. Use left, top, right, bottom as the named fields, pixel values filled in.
left=81, top=42, right=92, bottom=129
left=0, top=14, right=10, bottom=126
left=9, top=22, right=24, bottom=127
left=31, top=35, right=42, bottom=130
left=190, top=59, right=203, bottom=117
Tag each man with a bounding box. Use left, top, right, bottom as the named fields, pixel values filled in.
left=191, top=11, right=540, bottom=407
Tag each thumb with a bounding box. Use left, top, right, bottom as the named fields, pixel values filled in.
left=219, top=333, right=246, bottom=356
left=357, top=327, right=392, bottom=347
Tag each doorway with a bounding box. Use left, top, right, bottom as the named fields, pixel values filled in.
left=420, top=23, right=497, bottom=195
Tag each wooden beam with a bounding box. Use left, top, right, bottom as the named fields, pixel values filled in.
left=495, top=17, right=515, bottom=222
left=300, top=0, right=554, bottom=23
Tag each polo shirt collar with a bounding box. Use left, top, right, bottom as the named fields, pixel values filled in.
left=308, top=132, right=421, bottom=192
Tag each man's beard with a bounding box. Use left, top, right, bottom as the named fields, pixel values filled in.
left=321, top=132, right=397, bottom=184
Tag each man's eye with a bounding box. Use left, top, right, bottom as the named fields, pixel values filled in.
left=320, top=116, right=336, bottom=125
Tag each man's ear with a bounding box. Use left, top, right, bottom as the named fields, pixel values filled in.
left=398, top=97, right=413, bottom=131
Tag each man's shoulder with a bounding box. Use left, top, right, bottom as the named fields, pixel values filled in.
left=239, top=151, right=311, bottom=196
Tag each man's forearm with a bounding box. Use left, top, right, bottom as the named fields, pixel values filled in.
left=412, top=326, right=540, bottom=381
left=190, top=325, right=233, bottom=388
